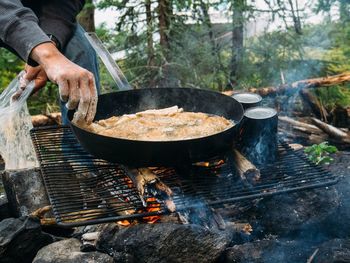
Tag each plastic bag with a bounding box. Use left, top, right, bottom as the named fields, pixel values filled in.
left=0, top=72, right=39, bottom=170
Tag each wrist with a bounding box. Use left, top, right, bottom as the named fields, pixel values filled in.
left=30, top=42, right=62, bottom=67
left=47, top=34, right=61, bottom=50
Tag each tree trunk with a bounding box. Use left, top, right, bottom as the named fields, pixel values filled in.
left=230, top=0, right=245, bottom=87
left=146, top=0, right=155, bottom=67
left=158, top=0, right=171, bottom=55
left=77, top=0, right=95, bottom=32
left=199, top=1, right=216, bottom=57
left=287, top=0, right=302, bottom=35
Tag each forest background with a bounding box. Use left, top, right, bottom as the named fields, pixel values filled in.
left=0, top=0, right=349, bottom=122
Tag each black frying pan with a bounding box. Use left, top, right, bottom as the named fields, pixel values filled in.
left=68, top=87, right=243, bottom=166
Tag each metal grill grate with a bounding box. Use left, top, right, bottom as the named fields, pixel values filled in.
left=30, top=126, right=339, bottom=227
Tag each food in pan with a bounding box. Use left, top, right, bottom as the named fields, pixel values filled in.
left=80, top=106, right=234, bottom=141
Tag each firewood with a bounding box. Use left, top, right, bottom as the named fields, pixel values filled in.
left=278, top=116, right=323, bottom=134
left=31, top=112, right=61, bottom=127
left=232, top=149, right=260, bottom=182
left=310, top=117, right=350, bottom=143
left=279, top=123, right=327, bottom=145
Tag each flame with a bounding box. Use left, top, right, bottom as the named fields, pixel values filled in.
left=142, top=197, right=161, bottom=224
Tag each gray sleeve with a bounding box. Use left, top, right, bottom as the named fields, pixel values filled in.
left=38, top=0, right=85, bottom=50
left=0, top=0, right=51, bottom=63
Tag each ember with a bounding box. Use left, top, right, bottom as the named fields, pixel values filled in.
left=193, top=159, right=225, bottom=168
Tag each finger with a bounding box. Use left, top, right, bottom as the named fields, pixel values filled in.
left=86, top=75, right=98, bottom=124
left=32, top=78, right=47, bottom=95
left=66, top=79, right=80, bottom=110
left=24, top=65, right=41, bottom=81
left=74, top=76, right=91, bottom=123
left=58, top=79, right=69, bottom=102
left=32, top=71, right=48, bottom=94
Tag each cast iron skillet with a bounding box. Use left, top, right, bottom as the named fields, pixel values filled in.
left=68, top=88, right=244, bottom=166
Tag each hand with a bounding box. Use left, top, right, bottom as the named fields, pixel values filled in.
left=30, top=42, right=98, bottom=124
left=20, top=64, right=48, bottom=94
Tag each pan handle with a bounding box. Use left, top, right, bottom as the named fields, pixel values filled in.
left=84, top=32, right=132, bottom=91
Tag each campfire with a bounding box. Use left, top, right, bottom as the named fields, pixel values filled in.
left=0, top=94, right=346, bottom=263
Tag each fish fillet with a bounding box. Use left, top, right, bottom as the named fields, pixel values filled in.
left=82, top=106, right=234, bottom=141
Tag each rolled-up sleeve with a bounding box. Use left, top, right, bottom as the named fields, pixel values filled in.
left=38, top=0, right=85, bottom=50
left=0, top=0, right=50, bottom=63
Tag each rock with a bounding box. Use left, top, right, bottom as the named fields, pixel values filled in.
left=33, top=238, right=113, bottom=263
left=245, top=186, right=340, bottom=236
left=223, top=238, right=314, bottom=263
left=316, top=152, right=350, bottom=238
left=313, top=239, right=350, bottom=263
left=0, top=217, right=53, bottom=263
left=72, top=223, right=107, bottom=239
left=1, top=168, right=50, bottom=217
left=97, top=223, right=233, bottom=263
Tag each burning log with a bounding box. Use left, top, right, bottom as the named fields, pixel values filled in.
left=311, top=117, right=350, bottom=144
left=232, top=149, right=260, bottom=183
left=123, top=166, right=176, bottom=212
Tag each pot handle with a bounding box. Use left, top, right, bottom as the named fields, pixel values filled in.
left=85, top=32, right=132, bottom=91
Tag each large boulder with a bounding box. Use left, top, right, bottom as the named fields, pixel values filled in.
left=223, top=238, right=314, bottom=263
left=1, top=168, right=50, bottom=217
left=313, top=152, right=350, bottom=239
left=244, top=186, right=340, bottom=236
left=97, top=223, right=233, bottom=263
left=33, top=238, right=113, bottom=263
left=0, top=217, right=53, bottom=263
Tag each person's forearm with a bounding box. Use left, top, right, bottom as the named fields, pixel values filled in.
left=30, top=42, right=64, bottom=68
left=0, top=0, right=50, bottom=63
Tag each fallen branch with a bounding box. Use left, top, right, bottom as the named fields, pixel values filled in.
left=278, top=116, right=322, bottom=134
left=223, top=71, right=350, bottom=97
left=311, top=117, right=350, bottom=143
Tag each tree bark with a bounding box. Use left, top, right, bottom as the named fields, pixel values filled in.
left=77, top=0, right=96, bottom=32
